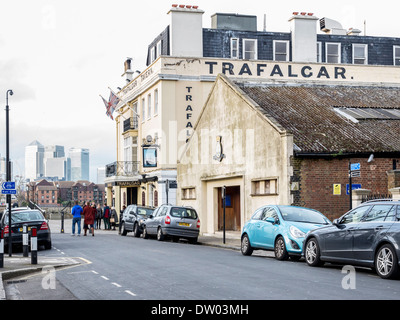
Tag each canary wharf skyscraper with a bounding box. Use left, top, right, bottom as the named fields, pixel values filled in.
left=68, top=147, right=89, bottom=181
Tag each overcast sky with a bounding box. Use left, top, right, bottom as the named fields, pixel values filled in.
left=0, top=0, right=399, bottom=182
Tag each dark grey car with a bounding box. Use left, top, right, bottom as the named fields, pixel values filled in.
left=143, top=205, right=200, bottom=243
left=120, top=205, right=155, bottom=237
left=303, top=200, right=400, bottom=279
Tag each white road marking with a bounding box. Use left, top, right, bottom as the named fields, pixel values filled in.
left=125, top=290, right=137, bottom=296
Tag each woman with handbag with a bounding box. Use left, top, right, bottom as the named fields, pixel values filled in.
left=110, top=207, right=118, bottom=230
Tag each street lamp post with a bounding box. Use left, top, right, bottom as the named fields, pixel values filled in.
left=5, top=89, right=13, bottom=256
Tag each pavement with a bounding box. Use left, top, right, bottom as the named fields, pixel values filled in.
left=1, top=217, right=268, bottom=300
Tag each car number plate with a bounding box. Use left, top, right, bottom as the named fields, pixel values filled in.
left=18, top=227, right=32, bottom=232
left=178, top=222, right=190, bottom=227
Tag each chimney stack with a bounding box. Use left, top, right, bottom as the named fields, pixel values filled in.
left=168, top=5, right=204, bottom=57
left=289, top=12, right=319, bottom=63
left=122, top=58, right=134, bottom=83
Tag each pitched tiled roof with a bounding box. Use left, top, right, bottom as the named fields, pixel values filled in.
left=237, top=83, right=400, bottom=154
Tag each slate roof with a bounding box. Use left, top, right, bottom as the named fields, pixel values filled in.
left=237, top=83, right=400, bottom=154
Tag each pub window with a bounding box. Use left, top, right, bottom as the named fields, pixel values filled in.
left=251, top=178, right=278, bottom=196
left=326, top=43, right=341, bottom=63
left=243, top=39, right=257, bottom=60
left=147, top=93, right=152, bottom=120
left=154, top=89, right=159, bottom=115
left=141, top=98, right=145, bottom=122
left=231, top=38, right=239, bottom=59
left=353, top=44, right=368, bottom=65
left=150, top=47, right=156, bottom=63
left=156, top=40, right=162, bottom=58
left=394, top=46, right=400, bottom=66
left=182, top=187, right=196, bottom=200
left=273, top=40, right=289, bottom=61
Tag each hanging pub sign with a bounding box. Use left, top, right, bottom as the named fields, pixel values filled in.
left=143, top=147, right=157, bottom=168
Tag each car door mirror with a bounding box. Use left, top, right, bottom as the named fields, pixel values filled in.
left=266, top=217, right=277, bottom=224
left=333, top=218, right=341, bottom=226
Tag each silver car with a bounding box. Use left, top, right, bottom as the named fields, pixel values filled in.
left=143, top=205, right=200, bottom=243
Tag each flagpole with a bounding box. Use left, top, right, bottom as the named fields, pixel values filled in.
left=108, top=87, right=140, bottom=118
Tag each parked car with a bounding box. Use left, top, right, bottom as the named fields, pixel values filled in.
left=0, top=208, right=52, bottom=250
left=120, top=205, right=155, bottom=237
left=241, top=205, right=331, bottom=260
left=143, top=205, right=200, bottom=243
left=303, top=200, right=400, bottom=279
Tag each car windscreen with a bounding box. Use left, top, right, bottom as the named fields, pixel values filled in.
left=279, top=207, right=330, bottom=224
left=4, top=211, right=44, bottom=224
left=137, top=207, right=154, bottom=216
left=170, top=207, right=198, bottom=219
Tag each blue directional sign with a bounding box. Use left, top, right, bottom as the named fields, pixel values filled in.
left=2, top=182, right=15, bottom=190
left=1, top=189, right=17, bottom=195
left=350, top=163, right=361, bottom=171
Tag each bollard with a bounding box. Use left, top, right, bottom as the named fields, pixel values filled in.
left=22, top=224, right=28, bottom=257
left=0, top=229, right=4, bottom=268
left=31, top=227, right=37, bottom=265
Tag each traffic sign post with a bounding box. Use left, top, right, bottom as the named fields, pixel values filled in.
left=349, top=162, right=361, bottom=210
left=1, top=181, right=16, bottom=195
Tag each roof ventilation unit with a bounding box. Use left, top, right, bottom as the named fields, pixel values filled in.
left=320, top=17, right=346, bottom=35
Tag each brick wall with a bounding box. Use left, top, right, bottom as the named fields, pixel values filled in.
left=291, top=156, right=400, bottom=221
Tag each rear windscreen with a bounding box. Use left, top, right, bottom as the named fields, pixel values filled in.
left=170, top=208, right=198, bottom=219
left=137, top=207, right=154, bottom=216
left=4, top=211, right=44, bottom=224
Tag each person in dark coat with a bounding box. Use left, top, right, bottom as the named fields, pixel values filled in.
left=83, top=202, right=96, bottom=236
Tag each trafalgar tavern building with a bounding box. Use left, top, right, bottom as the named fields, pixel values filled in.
left=105, top=5, right=400, bottom=236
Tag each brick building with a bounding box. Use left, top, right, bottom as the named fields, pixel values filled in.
left=178, top=74, right=400, bottom=234
left=27, top=179, right=105, bottom=207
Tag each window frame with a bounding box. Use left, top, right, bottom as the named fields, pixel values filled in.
left=273, top=40, right=290, bottom=62
left=243, top=39, right=257, bottom=60
left=231, top=38, right=239, bottom=59
left=352, top=43, right=368, bottom=65
left=325, top=42, right=341, bottom=64
left=394, top=45, right=400, bottom=66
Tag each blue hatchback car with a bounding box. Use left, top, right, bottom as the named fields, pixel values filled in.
left=241, top=205, right=331, bottom=260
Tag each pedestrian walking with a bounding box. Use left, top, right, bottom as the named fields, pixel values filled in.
left=71, top=200, right=83, bottom=236
left=96, top=204, right=103, bottom=229
left=110, top=207, right=118, bottom=230
left=83, top=202, right=96, bottom=236
left=103, top=203, right=111, bottom=230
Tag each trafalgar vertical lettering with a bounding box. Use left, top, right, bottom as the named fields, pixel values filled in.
left=185, top=86, right=194, bottom=142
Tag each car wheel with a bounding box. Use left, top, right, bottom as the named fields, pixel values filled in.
left=305, top=238, right=324, bottom=267
left=133, top=223, right=140, bottom=238
left=121, top=222, right=127, bottom=236
left=241, top=234, right=253, bottom=256
left=188, top=237, right=197, bottom=244
left=375, top=244, right=400, bottom=279
left=157, top=227, right=164, bottom=241
left=44, top=240, right=52, bottom=250
left=142, top=226, right=149, bottom=239
left=274, top=236, right=289, bottom=261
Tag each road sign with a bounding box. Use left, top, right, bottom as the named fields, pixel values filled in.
left=347, top=184, right=362, bottom=195
left=2, top=181, right=15, bottom=189
left=350, top=163, right=360, bottom=171
left=351, top=170, right=361, bottom=178
left=1, top=189, right=16, bottom=195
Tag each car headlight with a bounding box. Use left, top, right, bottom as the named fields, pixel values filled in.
left=290, top=226, right=306, bottom=238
